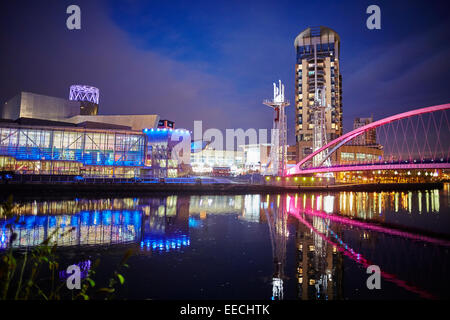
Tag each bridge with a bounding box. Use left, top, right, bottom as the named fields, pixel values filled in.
left=287, top=103, right=450, bottom=178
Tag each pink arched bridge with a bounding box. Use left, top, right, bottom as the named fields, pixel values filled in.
left=287, top=103, right=450, bottom=176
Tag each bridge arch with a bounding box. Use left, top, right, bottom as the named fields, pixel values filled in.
left=288, top=103, right=450, bottom=175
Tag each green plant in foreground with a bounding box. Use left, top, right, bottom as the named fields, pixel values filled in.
left=0, top=195, right=134, bottom=300
left=73, top=249, right=133, bottom=300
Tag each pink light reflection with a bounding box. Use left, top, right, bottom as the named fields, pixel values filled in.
left=289, top=210, right=437, bottom=299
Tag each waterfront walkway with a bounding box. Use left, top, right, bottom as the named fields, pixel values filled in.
left=0, top=177, right=444, bottom=199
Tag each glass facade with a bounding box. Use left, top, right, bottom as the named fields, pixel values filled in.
left=0, top=124, right=191, bottom=178
left=190, top=149, right=244, bottom=174
left=337, top=146, right=383, bottom=165
left=0, top=125, right=146, bottom=177
left=144, top=128, right=190, bottom=178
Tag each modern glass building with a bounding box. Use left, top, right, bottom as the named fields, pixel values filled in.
left=0, top=89, right=189, bottom=178
left=144, top=128, right=191, bottom=178
left=294, top=26, right=343, bottom=161
left=190, top=148, right=244, bottom=175
left=352, top=116, right=377, bottom=146
left=0, top=122, right=190, bottom=178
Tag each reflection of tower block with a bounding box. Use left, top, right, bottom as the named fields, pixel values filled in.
left=312, top=87, right=331, bottom=169
left=265, top=196, right=288, bottom=300
left=263, top=80, right=290, bottom=176
left=69, top=85, right=100, bottom=115
left=295, top=217, right=339, bottom=300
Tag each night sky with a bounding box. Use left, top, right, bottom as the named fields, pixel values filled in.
left=1, top=0, right=449, bottom=144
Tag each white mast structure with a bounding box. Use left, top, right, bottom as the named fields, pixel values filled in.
left=311, top=40, right=332, bottom=170
left=263, top=80, right=290, bottom=176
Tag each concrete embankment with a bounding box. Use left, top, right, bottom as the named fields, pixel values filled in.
left=0, top=181, right=443, bottom=200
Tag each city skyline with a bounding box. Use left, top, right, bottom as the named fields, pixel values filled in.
left=0, top=1, right=449, bottom=305
left=1, top=0, right=449, bottom=146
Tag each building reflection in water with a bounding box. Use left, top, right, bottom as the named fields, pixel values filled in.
left=260, top=194, right=343, bottom=300
left=260, top=195, right=288, bottom=300
left=0, top=195, right=249, bottom=250
left=0, top=209, right=142, bottom=249
left=261, top=187, right=445, bottom=300
left=1, top=188, right=441, bottom=248
left=140, top=196, right=190, bottom=252
left=0, top=188, right=446, bottom=299
left=338, top=189, right=441, bottom=219
left=289, top=194, right=343, bottom=300
left=189, top=195, right=244, bottom=216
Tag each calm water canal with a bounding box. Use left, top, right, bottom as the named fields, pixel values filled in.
left=2, top=184, right=450, bottom=300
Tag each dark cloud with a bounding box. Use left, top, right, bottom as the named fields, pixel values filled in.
left=0, top=0, right=263, bottom=133
left=344, top=20, right=450, bottom=129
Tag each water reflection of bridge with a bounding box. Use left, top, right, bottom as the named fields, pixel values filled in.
left=1, top=190, right=445, bottom=249
left=1, top=190, right=448, bottom=299
left=261, top=191, right=449, bottom=300
left=261, top=194, right=343, bottom=300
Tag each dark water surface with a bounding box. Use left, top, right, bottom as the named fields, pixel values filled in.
left=1, top=184, right=449, bottom=300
